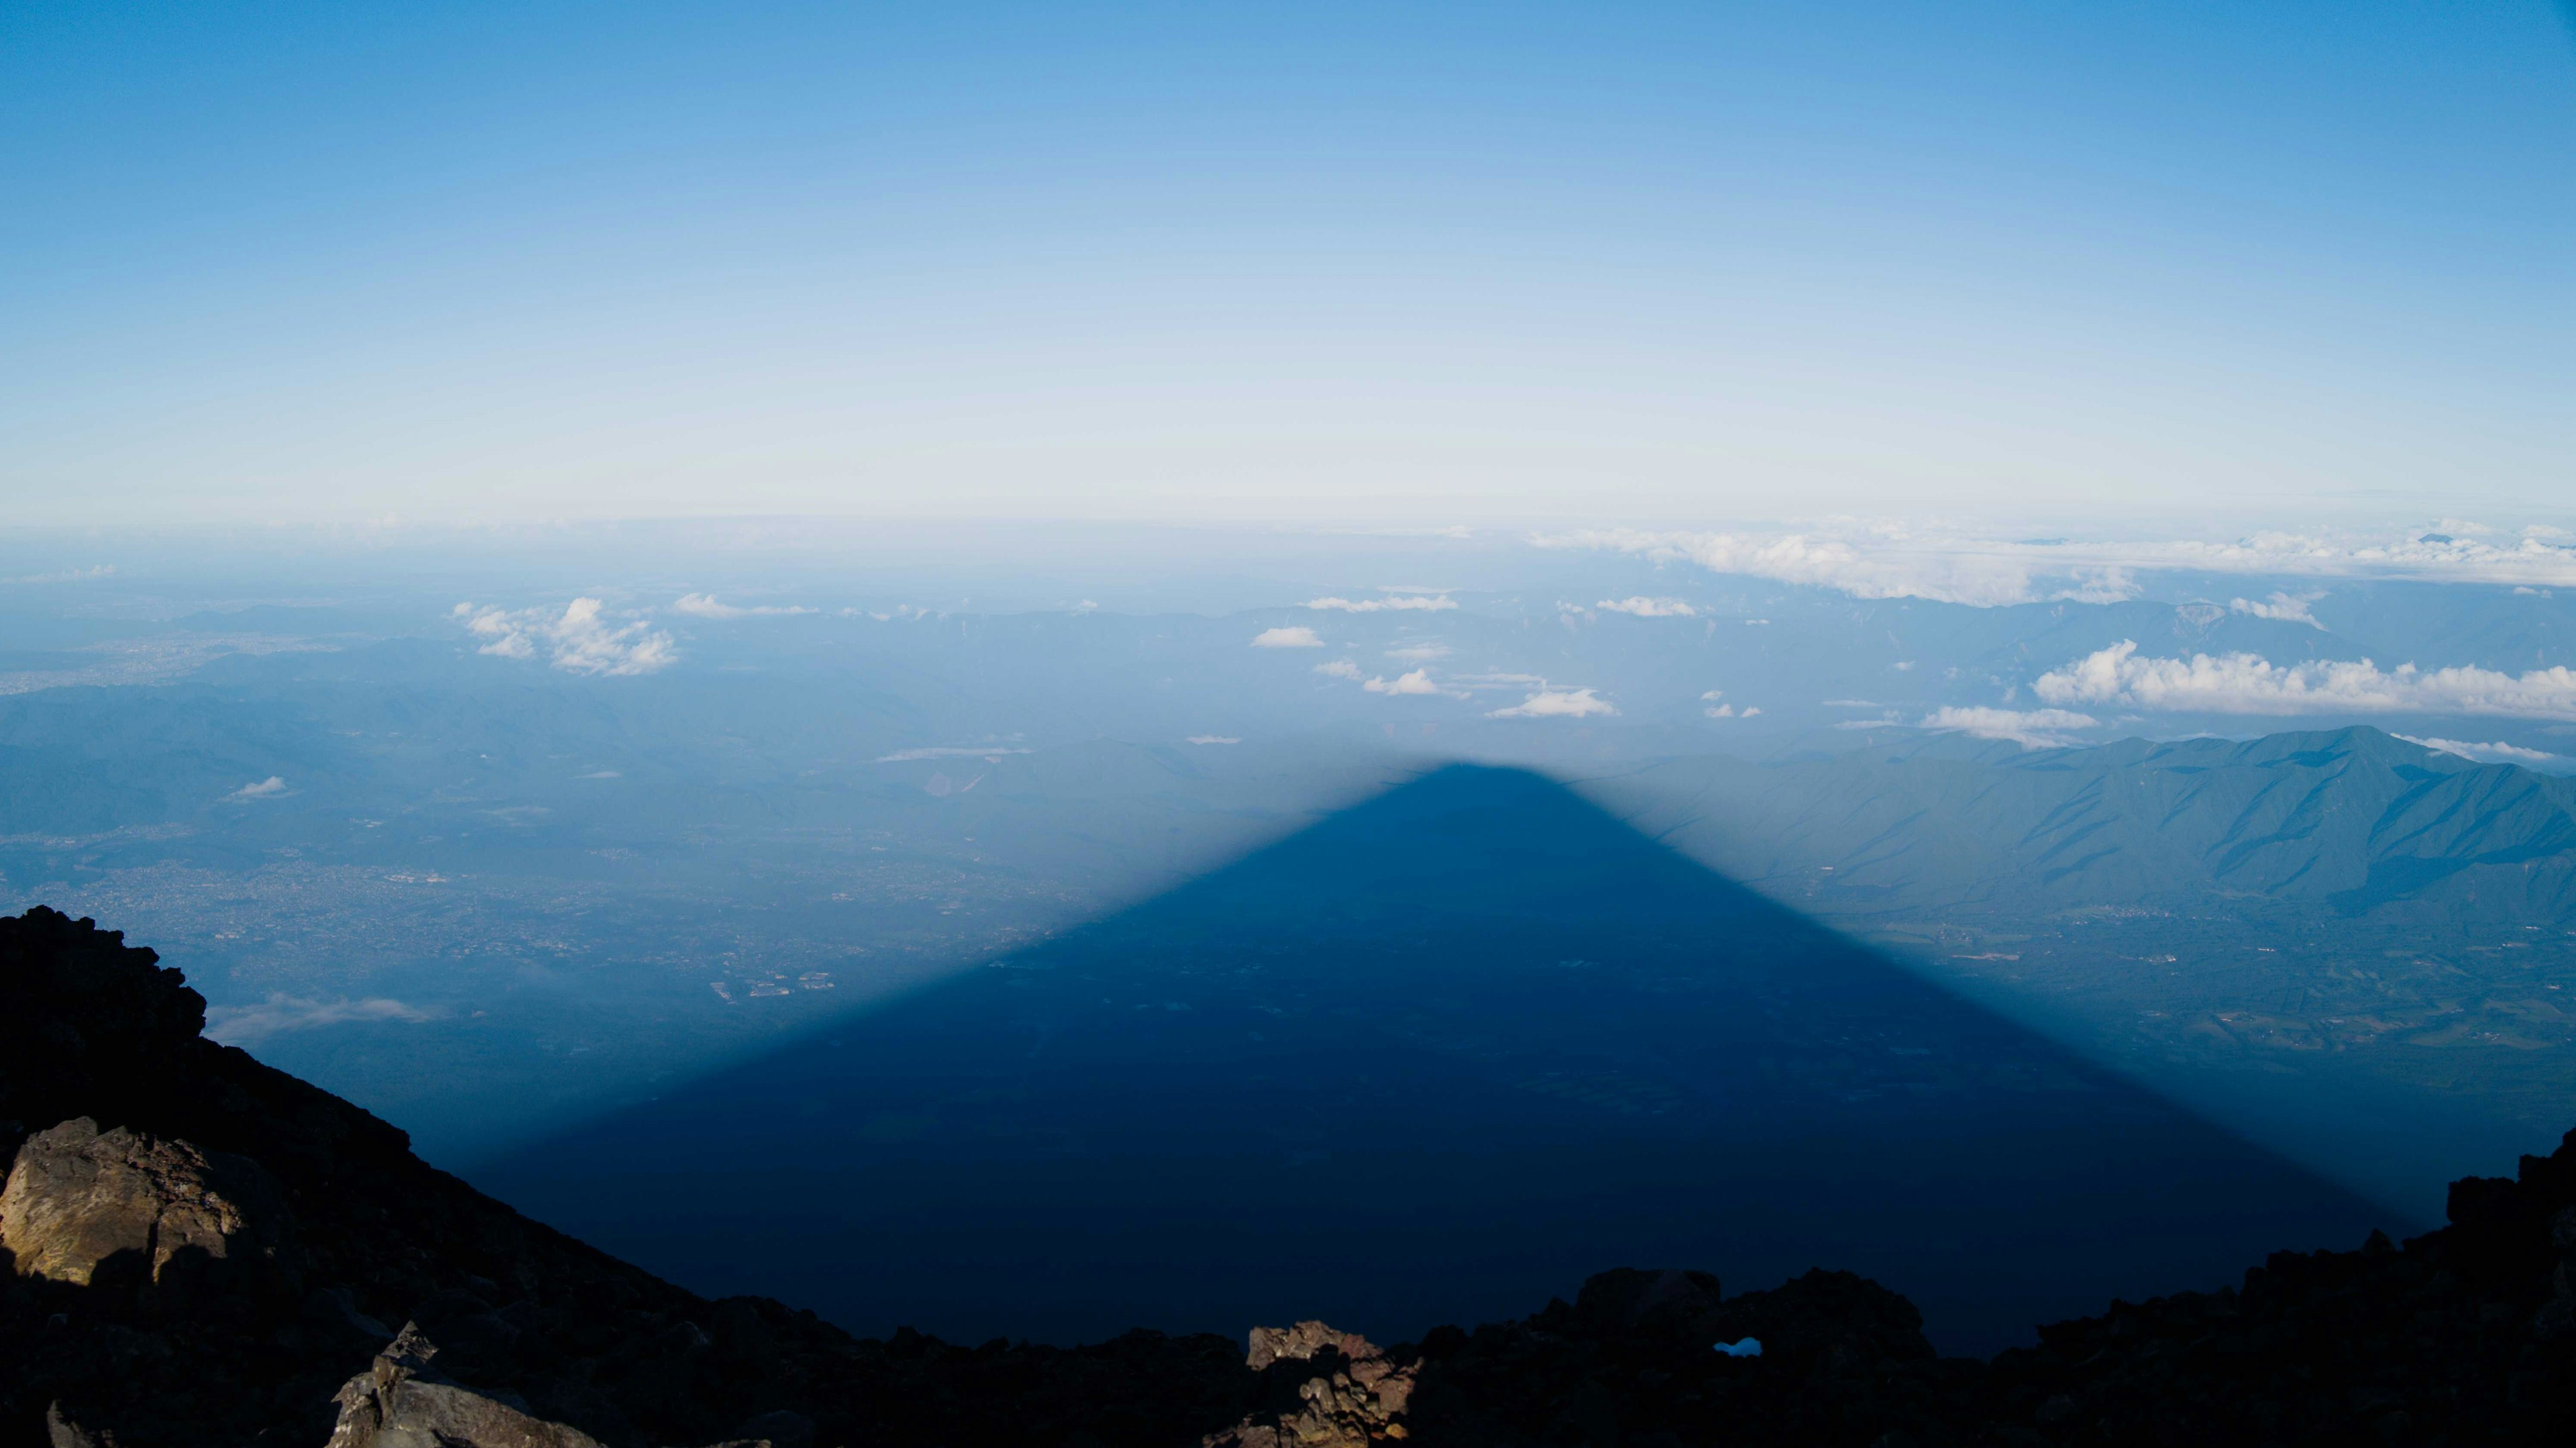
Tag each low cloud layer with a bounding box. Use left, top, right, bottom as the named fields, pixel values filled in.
left=1920, top=706, right=2099, bottom=748
left=2396, top=736, right=2568, bottom=768
left=206, top=995, right=437, bottom=1045
left=673, top=593, right=814, bottom=618
left=1303, top=594, right=1458, bottom=612
left=1363, top=669, right=1452, bottom=697
left=1252, top=626, right=1326, bottom=648
left=2035, top=641, right=2576, bottom=720
left=1546, top=522, right=2576, bottom=608
left=1489, top=687, right=1618, bottom=718
left=455, top=599, right=676, bottom=675
left=874, top=746, right=1032, bottom=763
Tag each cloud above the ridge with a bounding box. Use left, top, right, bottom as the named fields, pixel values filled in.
left=2035, top=641, right=2576, bottom=720
left=1919, top=706, right=2098, bottom=748
left=1252, top=625, right=1326, bottom=647
left=454, top=599, right=676, bottom=675
left=2396, top=736, right=2567, bottom=768
left=2229, top=592, right=2326, bottom=628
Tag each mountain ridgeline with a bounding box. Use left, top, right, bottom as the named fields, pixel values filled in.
left=1596, top=726, right=2576, bottom=924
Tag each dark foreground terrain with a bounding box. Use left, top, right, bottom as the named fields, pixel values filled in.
left=5, top=905, right=2576, bottom=1447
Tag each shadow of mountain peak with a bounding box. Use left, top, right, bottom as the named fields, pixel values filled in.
left=478, top=763, right=2387, bottom=1357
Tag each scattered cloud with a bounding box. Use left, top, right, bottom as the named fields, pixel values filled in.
left=2229, top=592, right=2326, bottom=628
left=672, top=593, right=814, bottom=618
left=453, top=599, right=676, bottom=675
left=576, top=769, right=622, bottom=779
left=1252, top=626, right=1326, bottom=648
left=206, top=995, right=438, bottom=1045
left=1595, top=596, right=1698, bottom=617
left=1489, top=687, right=1618, bottom=718
left=2396, top=736, right=2566, bottom=767
left=1385, top=643, right=1452, bottom=661
left=2036, top=641, right=2576, bottom=720
left=1185, top=734, right=1242, bottom=745
left=874, top=746, right=1033, bottom=762
left=1313, top=659, right=1364, bottom=679
left=1304, top=594, right=1458, bottom=612
left=1363, top=669, right=1452, bottom=696
left=228, top=776, right=288, bottom=800
left=1919, top=706, right=2099, bottom=748
left=1821, top=699, right=1880, bottom=708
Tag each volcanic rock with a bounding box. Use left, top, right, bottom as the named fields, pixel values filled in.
left=326, top=1325, right=607, bottom=1448
left=2, top=1118, right=294, bottom=1304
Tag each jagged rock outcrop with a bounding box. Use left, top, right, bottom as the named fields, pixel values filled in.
left=1205, top=1322, right=1417, bottom=1447
left=326, top=1325, right=607, bottom=1448
left=3, top=1118, right=294, bottom=1300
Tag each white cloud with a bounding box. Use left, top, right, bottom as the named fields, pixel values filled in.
left=1489, top=687, right=1619, bottom=718
left=1385, top=643, right=1452, bottom=661
left=1185, top=734, right=1242, bottom=745
left=2035, top=641, right=2576, bottom=720
left=1595, top=596, right=1698, bottom=617
left=1455, top=671, right=1546, bottom=687
left=2229, top=592, right=2326, bottom=628
left=1253, top=626, right=1326, bottom=648
left=1822, top=699, right=1880, bottom=708
left=229, top=776, right=288, bottom=800
left=453, top=598, right=676, bottom=675
left=1705, top=704, right=1737, bottom=718
left=673, top=593, right=814, bottom=618
left=2395, top=736, right=2566, bottom=768
left=1544, top=522, right=2576, bottom=607
left=1304, top=594, right=1458, bottom=612
left=1313, top=659, right=1364, bottom=679
left=875, top=745, right=1033, bottom=762
left=1699, top=689, right=1725, bottom=700
left=1363, top=669, right=1452, bottom=696
left=3, top=564, right=115, bottom=585
left=206, top=995, right=437, bottom=1045
left=1919, top=706, right=2100, bottom=749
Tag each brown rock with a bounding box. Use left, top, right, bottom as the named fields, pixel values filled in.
left=328, top=1324, right=609, bottom=1448
left=1, top=1117, right=293, bottom=1292
left=1208, top=1322, right=1418, bottom=1448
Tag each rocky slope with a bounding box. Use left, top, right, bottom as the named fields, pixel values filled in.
left=5, top=905, right=2575, bottom=1446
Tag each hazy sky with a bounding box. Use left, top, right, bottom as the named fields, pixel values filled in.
left=6, top=1, right=2571, bottom=528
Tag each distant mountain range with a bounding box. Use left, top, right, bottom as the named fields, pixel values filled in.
left=1593, top=726, right=2576, bottom=924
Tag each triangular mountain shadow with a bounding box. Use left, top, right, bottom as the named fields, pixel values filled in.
left=477, top=765, right=2390, bottom=1356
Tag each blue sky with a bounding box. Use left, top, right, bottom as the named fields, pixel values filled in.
left=5, top=1, right=2571, bottom=528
